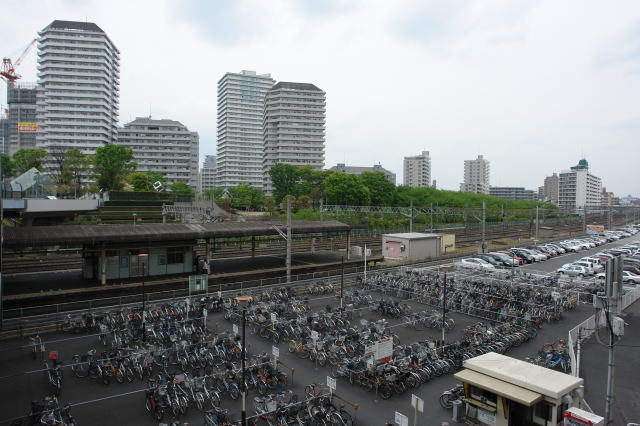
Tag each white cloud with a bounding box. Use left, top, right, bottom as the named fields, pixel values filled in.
left=1, top=0, right=639, bottom=195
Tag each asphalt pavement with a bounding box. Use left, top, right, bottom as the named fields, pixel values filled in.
left=0, top=233, right=638, bottom=425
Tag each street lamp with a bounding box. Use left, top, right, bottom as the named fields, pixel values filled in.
left=235, top=295, right=253, bottom=426
left=139, top=254, right=149, bottom=341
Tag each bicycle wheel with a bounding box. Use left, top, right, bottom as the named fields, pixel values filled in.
left=71, top=355, right=88, bottom=378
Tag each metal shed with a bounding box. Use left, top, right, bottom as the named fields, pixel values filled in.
left=382, top=232, right=442, bottom=261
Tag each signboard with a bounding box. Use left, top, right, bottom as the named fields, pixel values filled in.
left=563, top=407, right=605, bottom=426
left=394, top=411, right=408, bottom=426
left=364, top=342, right=376, bottom=357
left=375, top=337, right=393, bottom=363
left=270, top=313, right=277, bottom=323
left=189, top=275, right=208, bottom=293
left=477, top=408, right=497, bottom=426
left=411, top=394, right=424, bottom=413
left=272, top=345, right=279, bottom=358
left=586, top=224, right=605, bottom=235
left=232, top=324, right=239, bottom=335
left=327, top=376, right=336, bottom=391
left=17, top=122, right=38, bottom=132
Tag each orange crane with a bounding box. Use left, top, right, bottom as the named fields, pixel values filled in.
left=1, top=38, right=37, bottom=88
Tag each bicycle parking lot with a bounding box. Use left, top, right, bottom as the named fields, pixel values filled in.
left=0, top=234, right=638, bottom=425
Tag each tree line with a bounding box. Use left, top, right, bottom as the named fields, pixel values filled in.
left=203, top=163, right=555, bottom=212
left=0, top=145, right=194, bottom=197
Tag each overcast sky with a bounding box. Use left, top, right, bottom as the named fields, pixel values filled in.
left=2, top=0, right=639, bottom=195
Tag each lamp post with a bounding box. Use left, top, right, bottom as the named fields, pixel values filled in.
left=140, top=254, right=148, bottom=341
left=235, top=295, right=252, bottom=426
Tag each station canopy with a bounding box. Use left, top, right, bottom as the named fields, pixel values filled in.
left=3, top=220, right=350, bottom=248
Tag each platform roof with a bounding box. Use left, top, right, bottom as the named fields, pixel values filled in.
left=3, top=220, right=349, bottom=248
left=463, top=352, right=583, bottom=400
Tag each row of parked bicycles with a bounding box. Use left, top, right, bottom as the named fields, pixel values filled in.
left=525, top=340, right=571, bottom=373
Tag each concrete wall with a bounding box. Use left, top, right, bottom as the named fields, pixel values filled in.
left=25, top=199, right=98, bottom=212
left=440, top=234, right=456, bottom=253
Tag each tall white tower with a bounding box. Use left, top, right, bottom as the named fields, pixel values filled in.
left=36, top=20, right=120, bottom=156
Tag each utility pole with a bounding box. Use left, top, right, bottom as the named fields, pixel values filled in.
left=535, top=206, right=539, bottom=240
left=409, top=201, right=413, bottom=233
left=340, top=256, right=344, bottom=310
left=364, top=243, right=368, bottom=283
left=608, top=206, right=612, bottom=230
left=441, top=271, right=447, bottom=345
left=319, top=199, right=323, bottom=222
left=583, top=205, right=587, bottom=233
left=481, top=201, right=486, bottom=253
left=429, top=203, right=433, bottom=232
left=286, top=197, right=291, bottom=283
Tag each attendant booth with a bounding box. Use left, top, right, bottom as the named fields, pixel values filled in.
left=454, top=352, right=588, bottom=426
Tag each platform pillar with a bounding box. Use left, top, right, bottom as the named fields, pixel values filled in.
left=251, top=236, right=256, bottom=258
left=100, top=249, right=106, bottom=285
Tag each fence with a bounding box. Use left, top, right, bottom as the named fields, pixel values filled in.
left=568, top=286, right=640, bottom=377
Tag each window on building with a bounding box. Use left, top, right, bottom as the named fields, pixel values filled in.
left=469, top=386, right=497, bottom=407
left=167, top=247, right=185, bottom=264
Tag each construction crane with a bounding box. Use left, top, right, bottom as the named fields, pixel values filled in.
left=1, top=38, right=37, bottom=88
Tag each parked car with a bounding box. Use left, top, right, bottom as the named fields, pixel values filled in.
left=596, top=271, right=640, bottom=284
left=572, top=261, right=596, bottom=275
left=487, top=252, right=519, bottom=266
left=497, top=250, right=524, bottom=265
left=557, top=264, right=590, bottom=277
left=508, top=249, right=535, bottom=264
left=457, top=258, right=496, bottom=270
left=470, top=254, right=503, bottom=267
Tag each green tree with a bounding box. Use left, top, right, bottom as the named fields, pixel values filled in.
left=170, top=182, right=195, bottom=198
left=12, top=148, right=48, bottom=174
left=93, top=145, right=137, bottom=191
left=264, top=196, right=276, bottom=216
left=269, top=163, right=301, bottom=204
left=203, top=188, right=224, bottom=202
left=129, top=171, right=153, bottom=191
left=360, top=171, right=396, bottom=206
left=324, top=172, right=371, bottom=206
left=229, top=185, right=265, bottom=210
left=62, top=149, right=91, bottom=196
left=0, top=153, right=14, bottom=178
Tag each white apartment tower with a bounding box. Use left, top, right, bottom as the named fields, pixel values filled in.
left=116, top=118, right=199, bottom=187
left=200, top=155, right=217, bottom=192
left=36, top=20, right=120, bottom=156
left=215, top=70, right=275, bottom=189
left=403, top=151, right=431, bottom=187
left=460, top=155, right=490, bottom=194
left=262, top=82, right=326, bottom=195
left=558, top=159, right=602, bottom=213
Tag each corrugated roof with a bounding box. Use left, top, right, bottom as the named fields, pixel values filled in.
left=48, top=20, right=104, bottom=33
left=4, top=220, right=349, bottom=248
left=272, top=82, right=322, bottom=92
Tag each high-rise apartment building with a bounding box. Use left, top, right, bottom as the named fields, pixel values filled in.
left=460, top=155, right=490, bottom=194
left=215, top=70, right=274, bottom=189
left=36, top=20, right=120, bottom=158
left=6, top=83, right=38, bottom=156
left=0, top=118, right=8, bottom=154
left=200, top=155, right=217, bottom=192
left=540, top=173, right=559, bottom=204
left=262, top=82, right=326, bottom=195
left=558, top=159, right=602, bottom=213
left=116, top=117, right=199, bottom=187
left=403, top=151, right=431, bottom=187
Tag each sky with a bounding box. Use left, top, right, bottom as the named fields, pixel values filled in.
left=1, top=0, right=639, bottom=195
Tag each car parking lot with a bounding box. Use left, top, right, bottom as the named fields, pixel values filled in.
left=0, top=230, right=638, bottom=425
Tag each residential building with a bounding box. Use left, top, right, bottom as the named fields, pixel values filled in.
left=489, top=187, right=537, bottom=201
left=203, top=155, right=217, bottom=170
left=558, top=159, right=602, bottom=213
left=403, top=151, right=431, bottom=187
left=601, top=187, right=616, bottom=206
left=215, top=70, right=275, bottom=189
left=116, top=117, right=199, bottom=187
left=262, top=81, right=326, bottom=195
left=460, top=155, right=490, bottom=194
left=0, top=117, right=8, bottom=154
left=36, top=20, right=120, bottom=158
left=539, top=173, right=559, bottom=204
left=200, top=155, right=217, bottom=192
left=329, top=163, right=395, bottom=185
left=6, top=83, right=38, bottom=155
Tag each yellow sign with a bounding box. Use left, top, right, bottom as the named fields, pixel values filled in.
left=17, top=122, right=38, bottom=132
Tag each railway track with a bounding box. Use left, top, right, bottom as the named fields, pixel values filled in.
left=2, top=213, right=620, bottom=275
